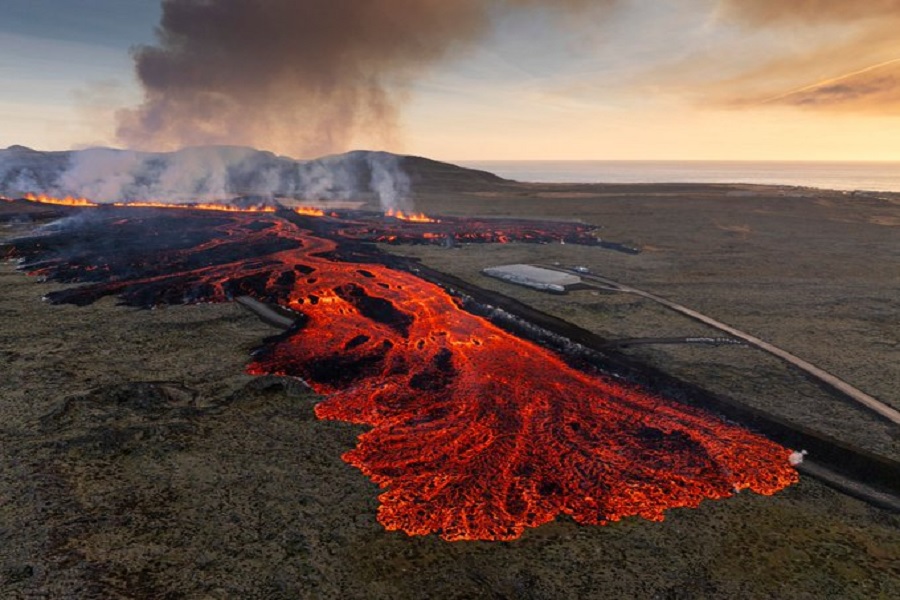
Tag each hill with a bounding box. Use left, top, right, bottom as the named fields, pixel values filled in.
left=0, top=145, right=509, bottom=207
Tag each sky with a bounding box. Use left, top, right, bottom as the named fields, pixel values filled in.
left=1, top=0, right=899, bottom=161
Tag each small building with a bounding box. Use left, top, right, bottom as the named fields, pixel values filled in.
left=482, top=264, right=582, bottom=294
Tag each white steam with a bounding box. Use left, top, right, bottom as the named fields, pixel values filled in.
left=789, top=450, right=807, bottom=466
left=58, top=148, right=147, bottom=202
left=0, top=145, right=413, bottom=211
left=367, top=153, right=412, bottom=212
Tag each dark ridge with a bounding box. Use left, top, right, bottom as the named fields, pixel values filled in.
left=409, top=348, right=456, bottom=392
left=333, top=283, right=414, bottom=336
left=399, top=154, right=511, bottom=190
left=304, top=346, right=391, bottom=387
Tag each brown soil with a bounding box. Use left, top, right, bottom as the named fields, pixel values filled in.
left=2, top=184, right=899, bottom=599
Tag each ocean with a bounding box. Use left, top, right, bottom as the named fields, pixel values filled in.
left=458, top=161, right=900, bottom=193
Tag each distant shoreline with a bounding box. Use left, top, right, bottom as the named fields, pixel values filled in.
left=459, top=160, right=900, bottom=193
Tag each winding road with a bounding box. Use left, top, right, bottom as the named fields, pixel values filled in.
left=547, top=267, right=900, bottom=427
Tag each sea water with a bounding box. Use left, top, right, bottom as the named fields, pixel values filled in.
left=458, top=161, right=900, bottom=193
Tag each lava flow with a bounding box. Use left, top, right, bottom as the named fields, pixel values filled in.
left=25, top=192, right=97, bottom=207
left=113, top=200, right=277, bottom=213
left=386, top=208, right=440, bottom=223
left=23, top=193, right=281, bottom=213
left=294, top=206, right=326, bottom=217
left=4, top=201, right=799, bottom=541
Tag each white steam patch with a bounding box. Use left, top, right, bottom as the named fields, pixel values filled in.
left=368, top=153, right=412, bottom=213
left=789, top=450, right=808, bottom=466
left=0, top=145, right=413, bottom=211
left=150, top=147, right=257, bottom=203
left=58, top=148, right=147, bottom=202
left=10, top=170, right=39, bottom=193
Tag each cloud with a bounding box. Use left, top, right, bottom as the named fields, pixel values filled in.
left=116, top=0, right=604, bottom=158
left=716, top=0, right=900, bottom=26
left=649, top=1, right=900, bottom=114
left=758, top=60, right=900, bottom=113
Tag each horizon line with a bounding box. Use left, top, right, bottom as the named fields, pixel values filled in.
left=4, top=144, right=900, bottom=164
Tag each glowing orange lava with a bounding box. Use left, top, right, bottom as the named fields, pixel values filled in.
left=244, top=229, right=798, bottom=540
left=24, top=192, right=97, bottom=207
left=387, top=208, right=440, bottom=223
left=295, top=206, right=326, bottom=217
left=19, top=193, right=276, bottom=213
left=112, top=200, right=276, bottom=212
left=20, top=193, right=279, bottom=212
left=4, top=206, right=799, bottom=541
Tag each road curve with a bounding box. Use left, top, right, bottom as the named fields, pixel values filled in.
left=552, top=268, right=900, bottom=427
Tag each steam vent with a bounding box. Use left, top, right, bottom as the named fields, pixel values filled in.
left=3, top=197, right=800, bottom=541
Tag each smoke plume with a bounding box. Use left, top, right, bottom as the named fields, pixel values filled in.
left=117, top=0, right=598, bottom=158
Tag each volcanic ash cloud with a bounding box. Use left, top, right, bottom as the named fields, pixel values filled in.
left=116, top=0, right=601, bottom=158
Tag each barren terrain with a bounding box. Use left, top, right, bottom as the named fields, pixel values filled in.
left=2, top=182, right=899, bottom=599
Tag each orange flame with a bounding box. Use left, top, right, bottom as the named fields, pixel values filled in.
left=295, top=206, right=325, bottom=217
left=21, top=193, right=276, bottom=213
left=24, top=193, right=97, bottom=207
left=112, top=200, right=276, bottom=213
left=386, top=208, right=439, bottom=223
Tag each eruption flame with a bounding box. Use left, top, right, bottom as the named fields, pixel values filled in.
left=295, top=206, right=326, bottom=217
left=386, top=208, right=440, bottom=223
left=113, top=200, right=276, bottom=213
left=22, top=194, right=276, bottom=213
left=25, top=192, right=97, bottom=207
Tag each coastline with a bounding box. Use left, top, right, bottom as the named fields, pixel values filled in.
left=458, top=160, right=900, bottom=193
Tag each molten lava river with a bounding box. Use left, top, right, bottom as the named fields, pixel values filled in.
left=5, top=202, right=799, bottom=541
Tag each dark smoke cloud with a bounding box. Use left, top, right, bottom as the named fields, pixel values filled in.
left=117, top=0, right=600, bottom=157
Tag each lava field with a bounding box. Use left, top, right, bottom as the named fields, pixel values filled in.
left=2, top=198, right=799, bottom=541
